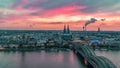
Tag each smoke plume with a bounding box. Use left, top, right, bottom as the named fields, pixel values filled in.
left=101, top=18, right=105, bottom=21
left=99, top=18, right=106, bottom=27
left=85, top=18, right=97, bottom=27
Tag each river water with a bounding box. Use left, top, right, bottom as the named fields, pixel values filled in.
left=0, top=49, right=85, bottom=68
left=95, top=50, right=120, bottom=68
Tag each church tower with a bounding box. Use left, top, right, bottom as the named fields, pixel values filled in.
left=61, top=24, right=72, bottom=41
left=63, top=24, right=67, bottom=33
left=67, top=24, right=70, bottom=34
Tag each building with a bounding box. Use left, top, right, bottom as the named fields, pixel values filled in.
left=61, top=24, right=72, bottom=42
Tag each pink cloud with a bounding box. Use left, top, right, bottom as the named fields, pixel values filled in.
left=42, top=5, right=87, bottom=16
left=21, top=0, right=28, bottom=3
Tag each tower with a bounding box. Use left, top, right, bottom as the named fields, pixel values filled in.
left=61, top=24, right=72, bottom=41
left=98, top=27, right=101, bottom=32
left=67, top=24, right=70, bottom=33
left=63, top=24, right=70, bottom=34
left=63, top=24, right=67, bottom=33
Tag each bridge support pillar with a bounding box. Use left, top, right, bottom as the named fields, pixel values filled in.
left=73, top=49, right=78, bottom=54
left=84, top=58, right=88, bottom=65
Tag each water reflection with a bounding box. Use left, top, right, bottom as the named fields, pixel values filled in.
left=95, top=50, right=120, bottom=68
left=0, top=49, right=85, bottom=68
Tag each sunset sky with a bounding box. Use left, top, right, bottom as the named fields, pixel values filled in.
left=0, top=0, right=120, bottom=31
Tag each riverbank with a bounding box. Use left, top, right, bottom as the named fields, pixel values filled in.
left=0, top=46, right=71, bottom=51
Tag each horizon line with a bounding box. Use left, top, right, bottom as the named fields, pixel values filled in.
left=0, top=29, right=120, bottom=32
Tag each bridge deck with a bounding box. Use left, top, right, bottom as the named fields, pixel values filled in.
left=73, top=44, right=116, bottom=68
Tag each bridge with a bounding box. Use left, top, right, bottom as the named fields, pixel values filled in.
left=71, top=43, right=116, bottom=68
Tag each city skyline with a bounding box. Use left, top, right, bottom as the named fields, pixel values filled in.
left=0, top=0, right=120, bottom=31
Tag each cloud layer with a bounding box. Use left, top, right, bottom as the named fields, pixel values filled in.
left=0, top=0, right=120, bottom=31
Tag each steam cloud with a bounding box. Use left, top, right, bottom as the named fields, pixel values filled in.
left=85, top=18, right=97, bottom=27
left=99, top=18, right=106, bottom=27
left=83, top=18, right=105, bottom=31
left=101, top=18, right=105, bottom=21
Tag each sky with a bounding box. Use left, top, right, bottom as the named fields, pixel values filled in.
left=0, top=0, right=120, bottom=31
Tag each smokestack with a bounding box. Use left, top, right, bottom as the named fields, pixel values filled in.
left=98, top=27, right=100, bottom=32
left=84, top=26, right=87, bottom=31
left=98, top=18, right=106, bottom=31
left=83, top=26, right=85, bottom=31
left=84, top=18, right=97, bottom=31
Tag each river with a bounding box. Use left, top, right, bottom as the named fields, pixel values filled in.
left=0, top=49, right=85, bottom=68
left=95, top=50, right=120, bottom=68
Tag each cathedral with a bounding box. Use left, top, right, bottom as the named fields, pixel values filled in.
left=61, top=24, right=73, bottom=41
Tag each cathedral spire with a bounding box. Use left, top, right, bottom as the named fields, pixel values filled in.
left=63, top=24, right=66, bottom=33
left=62, top=24, right=72, bottom=41
left=67, top=24, right=70, bottom=33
